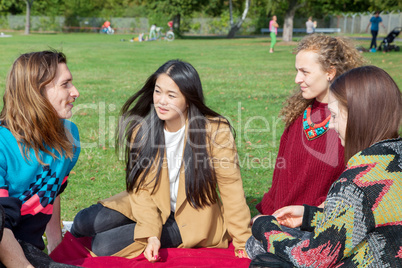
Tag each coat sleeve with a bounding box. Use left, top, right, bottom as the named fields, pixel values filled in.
left=128, top=126, right=165, bottom=244
left=251, top=175, right=374, bottom=266
left=209, top=120, right=251, bottom=256
left=129, top=186, right=164, bottom=244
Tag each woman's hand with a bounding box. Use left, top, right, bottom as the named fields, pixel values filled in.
left=144, top=236, right=161, bottom=262
left=318, top=201, right=325, bottom=208
left=272, top=206, right=305, bottom=228
left=236, top=249, right=248, bottom=259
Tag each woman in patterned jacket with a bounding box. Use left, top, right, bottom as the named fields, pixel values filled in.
left=246, top=65, right=401, bottom=267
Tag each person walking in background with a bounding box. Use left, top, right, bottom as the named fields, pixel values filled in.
left=366, top=11, right=386, bottom=50
left=269, top=15, right=279, bottom=53
left=247, top=65, right=402, bottom=267
left=305, top=16, right=316, bottom=34
left=149, top=24, right=157, bottom=40
left=0, top=51, right=80, bottom=267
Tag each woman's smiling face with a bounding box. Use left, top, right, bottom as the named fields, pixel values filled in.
left=153, top=73, right=188, bottom=131
left=44, top=63, right=79, bottom=119
left=295, top=50, right=334, bottom=103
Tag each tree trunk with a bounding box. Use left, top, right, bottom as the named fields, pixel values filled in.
left=229, top=0, right=233, bottom=26
left=282, top=14, right=294, bottom=42
left=227, top=0, right=250, bottom=38
left=282, top=0, right=303, bottom=42
left=173, top=14, right=180, bottom=36
left=25, top=0, right=34, bottom=35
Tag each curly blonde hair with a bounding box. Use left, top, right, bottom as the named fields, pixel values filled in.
left=280, top=34, right=365, bottom=127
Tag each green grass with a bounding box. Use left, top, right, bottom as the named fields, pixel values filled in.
left=0, top=32, right=400, bottom=221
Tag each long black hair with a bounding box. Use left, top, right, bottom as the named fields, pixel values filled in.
left=117, top=60, right=235, bottom=209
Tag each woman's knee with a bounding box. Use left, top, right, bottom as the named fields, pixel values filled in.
left=71, top=203, right=103, bottom=237
left=91, top=223, right=136, bottom=256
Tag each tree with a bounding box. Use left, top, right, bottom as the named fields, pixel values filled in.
left=145, top=0, right=208, bottom=35
left=282, top=0, right=304, bottom=42
left=25, top=0, right=34, bottom=34
left=0, top=0, right=23, bottom=15
left=227, top=0, right=251, bottom=38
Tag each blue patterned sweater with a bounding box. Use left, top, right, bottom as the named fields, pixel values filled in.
left=0, top=120, right=80, bottom=250
left=252, top=138, right=402, bottom=267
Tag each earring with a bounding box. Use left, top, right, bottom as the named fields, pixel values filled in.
left=327, top=77, right=331, bottom=82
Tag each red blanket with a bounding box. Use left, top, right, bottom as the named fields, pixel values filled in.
left=50, top=232, right=251, bottom=267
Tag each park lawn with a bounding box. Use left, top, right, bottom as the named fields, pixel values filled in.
left=0, top=32, right=400, bottom=221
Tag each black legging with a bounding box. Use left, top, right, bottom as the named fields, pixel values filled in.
left=70, top=203, right=182, bottom=256
left=370, top=30, right=378, bottom=49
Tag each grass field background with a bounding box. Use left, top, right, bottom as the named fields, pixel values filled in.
left=0, top=32, right=400, bottom=221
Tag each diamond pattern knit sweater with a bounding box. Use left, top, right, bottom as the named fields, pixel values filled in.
left=0, top=120, right=80, bottom=250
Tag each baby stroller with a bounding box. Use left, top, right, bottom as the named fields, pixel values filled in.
left=378, top=27, right=401, bottom=52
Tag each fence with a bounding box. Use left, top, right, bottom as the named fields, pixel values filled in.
left=0, top=15, right=254, bottom=35
left=329, top=12, right=402, bottom=35
left=0, top=12, right=400, bottom=36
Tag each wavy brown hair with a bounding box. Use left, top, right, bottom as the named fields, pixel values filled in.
left=0, top=50, right=74, bottom=164
left=280, top=34, right=364, bottom=127
left=330, top=65, right=401, bottom=162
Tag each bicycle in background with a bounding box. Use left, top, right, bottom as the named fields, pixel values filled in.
left=155, top=27, right=175, bottom=41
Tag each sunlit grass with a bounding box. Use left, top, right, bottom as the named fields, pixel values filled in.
left=0, top=32, right=400, bottom=220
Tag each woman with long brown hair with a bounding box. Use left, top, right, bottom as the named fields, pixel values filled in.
left=0, top=51, right=80, bottom=267
left=248, top=65, right=401, bottom=267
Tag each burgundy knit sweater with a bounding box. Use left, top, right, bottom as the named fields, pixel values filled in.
left=256, top=101, right=345, bottom=215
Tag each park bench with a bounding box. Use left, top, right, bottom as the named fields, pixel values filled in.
left=261, top=28, right=341, bottom=34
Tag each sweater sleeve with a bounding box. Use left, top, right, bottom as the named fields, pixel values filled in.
left=300, top=205, right=324, bottom=232
left=64, top=120, right=81, bottom=174
left=0, top=151, right=22, bottom=230
left=256, top=126, right=289, bottom=214
left=210, top=120, right=251, bottom=256
left=57, top=120, right=81, bottom=197
left=251, top=175, right=374, bottom=266
left=0, top=204, right=4, bottom=241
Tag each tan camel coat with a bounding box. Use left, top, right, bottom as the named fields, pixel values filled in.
left=101, top=118, right=251, bottom=258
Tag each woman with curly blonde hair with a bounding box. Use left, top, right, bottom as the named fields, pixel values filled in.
left=255, top=34, right=364, bottom=218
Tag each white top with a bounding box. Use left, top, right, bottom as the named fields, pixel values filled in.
left=306, top=20, right=315, bottom=33
left=164, top=125, right=186, bottom=212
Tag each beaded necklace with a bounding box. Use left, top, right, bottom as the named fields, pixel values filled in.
left=302, top=104, right=331, bottom=140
